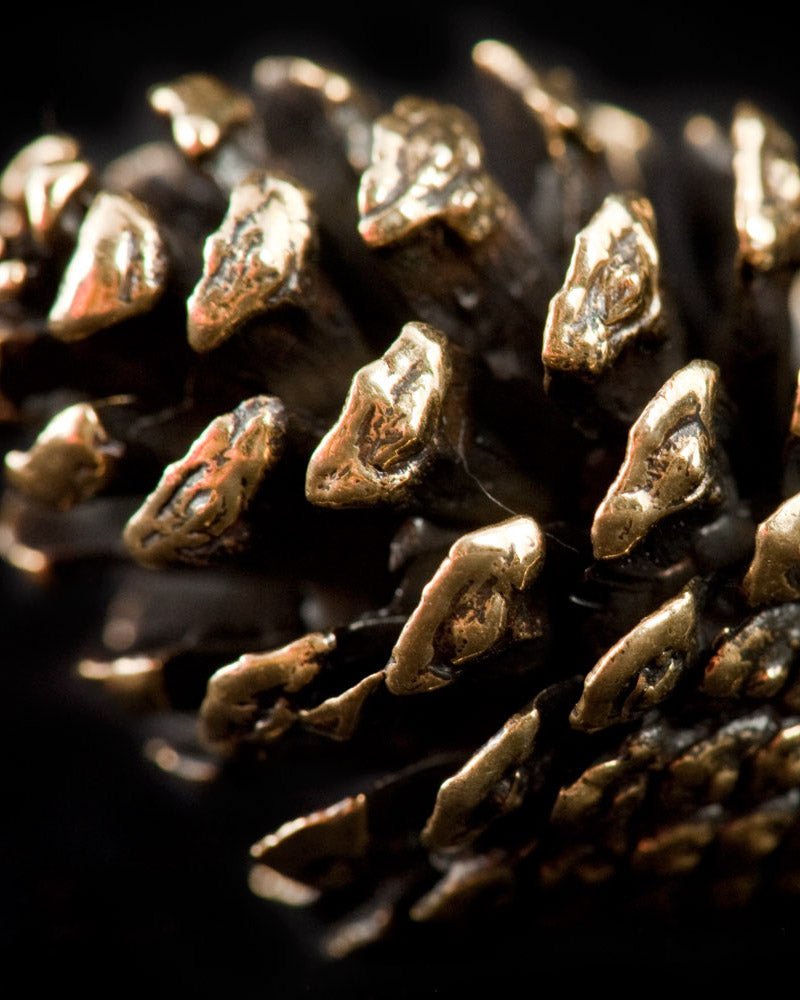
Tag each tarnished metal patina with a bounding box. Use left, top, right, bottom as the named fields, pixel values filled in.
left=732, top=102, right=800, bottom=270
left=48, top=192, right=168, bottom=341
left=358, top=97, right=508, bottom=247
left=743, top=493, right=800, bottom=605
left=4, top=402, right=123, bottom=509
left=250, top=794, right=369, bottom=888
left=305, top=322, right=456, bottom=508
left=187, top=172, right=314, bottom=352
left=385, top=516, right=545, bottom=694
left=571, top=580, right=700, bottom=732
left=703, top=603, right=800, bottom=698
left=148, top=73, right=255, bottom=159
left=542, top=193, right=662, bottom=377
left=422, top=701, right=540, bottom=849
left=124, top=395, right=286, bottom=567
left=200, top=632, right=335, bottom=753
left=592, top=360, right=722, bottom=559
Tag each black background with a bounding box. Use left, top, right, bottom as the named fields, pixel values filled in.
left=4, top=3, right=800, bottom=994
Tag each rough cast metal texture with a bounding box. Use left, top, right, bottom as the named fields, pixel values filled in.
left=743, top=493, right=800, bottom=605
left=570, top=580, right=700, bottom=731
left=187, top=172, right=314, bottom=352
left=385, top=516, right=545, bottom=694
left=542, top=193, right=662, bottom=376
left=305, top=321, right=454, bottom=507
left=48, top=191, right=168, bottom=341
left=4, top=402, right=123, bottom=509
left=5, top=36, right=800, bottom=963
left=592, top=359, right=722, bottom=559
left=124, top=395, right=286, bottom=566
left=358, top=96, right=508, bottom=246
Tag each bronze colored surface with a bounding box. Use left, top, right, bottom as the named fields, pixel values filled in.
left=571, top=581, right=700, bottom=732
left=200, top=632, right=335, bottom=753
left=187, top=172, right=314, bottom=352
left=592, top=360, right=721, bottom=560
left=422, top=702, right=540, bottom=849
left=752, top=723, right=800, bottom=791
left=0, top=134, right=80, bottom=203
left=542, top=193, right=661, bottom=377
left=385, top=516, right=545, bottom=695
left=250, top=794, right=369, bottom=886
left=718, top=793, right=799, bottom=858
left=148, top=74, right=255, bottom=158
left=247, top=864, right=321, bottom=906
left=124, top=395, right=286, bottom=567
left=632, top=812, right=719, bottom=874
left=24, top=160, right=92, bottom=241
left=585, top=104, right=652, bottom=189
left=358, top=96, right=508, bottom=247
left=743, top=493, right=800, bottom=605
left=791, top=369, right=800, bottom=439
left=77, top=654, right=167, bottom=711
left=409, top=853, right=514, bottom=921
left=703, top=604, right=800, bottom=698
left=305, top=322, right=454, bottom=508
left=666, top=712, right=778, bottom=805
left=252, top=56, right=375, bottom=172
left=298, top=670, right=385, bottom=740
left=471, top=39, right=585, bottom=156
left=0, top=260, right=28, bottom=301
left=5, top=402, right=123, bottom=509
left=48, top=192, right=168, bottom=341
left=732, top=102, right=800, bottom=270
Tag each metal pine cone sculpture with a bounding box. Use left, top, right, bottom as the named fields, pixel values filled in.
left=5, top=41, right=800, bottom=963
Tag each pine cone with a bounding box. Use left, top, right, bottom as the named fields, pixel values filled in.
left=5, top=33, right=800, bottom=988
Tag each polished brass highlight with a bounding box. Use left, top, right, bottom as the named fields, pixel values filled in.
left=409, top=853, right=514, bottom=921
left=732, top=102, right=800, bottom=270
left=305, top=322, right=454, bottom=508
left=250, top=794, right=369, bottom=886
left=592, top=360, right=722, bottom=560
left=542, top=194, right=661, bottom=377
left=200, top=632, right=335, bottom=753
left=702, top=604, right=800, bottom=698
left=0, top=134, right=80, bottom=203
left=357, top=97, right=508, bottom=247
left=422, top=702, right=539, bottom=849
left=187, top=172, right=314, bottom=352
left=24, top=160, right=92, bottom=241
left=743, top=493, right=800, bottom=605
left=571, top=581, right=700, bottom=732
left=791, top=368, right=800, bottom=439
left=298, top=670, right=385, bottom=740
left=143, top=737, right=219, bottom=783
left=124, top=395, right=286, bottom=567
left=4, top=402, right=123, bottom=509
left=385, top=516, right=545, bottom=695
left=48, top=192, right=168, bottom=341
left=148, top=74, right=255, bottom=158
